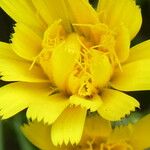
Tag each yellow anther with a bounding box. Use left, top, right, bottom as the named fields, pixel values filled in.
left=77, top=35, right=89, bottom=51
left=87, top=140, right=94, bottom=150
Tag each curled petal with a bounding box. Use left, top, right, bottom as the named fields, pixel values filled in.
left=50, top=33, right=80, bottom=90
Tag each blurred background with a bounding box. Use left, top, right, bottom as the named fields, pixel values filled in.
left=0, top=0, right=150, bottom=150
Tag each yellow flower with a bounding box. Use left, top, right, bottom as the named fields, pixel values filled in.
left=22, top=114, right=150, bottom=150
left=0, top=0, right=149, bottom=145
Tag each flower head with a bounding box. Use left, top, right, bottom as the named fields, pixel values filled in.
left=0, top=0, right=150, bottom=145
left=22, top=114, right=150, bottom=150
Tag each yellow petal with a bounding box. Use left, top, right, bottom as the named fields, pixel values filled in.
left=66, top=0, right=99, bottom=36
left=108, top=124, right=133, bottom=143
left=97, top=0, right=142, bottom=39
left=32, top=0, right=72, bottom=31
left=69, top=95, right=102, bottom=112
left=0, top=42, right=48, bottom=83
left=115, top=24, right=130, bottom=62
left=111, top=60, right=150, bottom=91
left=31, top=0, right=54, bottom=25
left=50, top=33, right=80, bottom=90
left=51, top=106, right=86, bottom=145
left=98, top=89, right=139, bottom=121
left=0, top=42, right=20, bottom=59
left=81, top=115, right=112, bottom=142
left=130, top=114, right=150, bottom=150
left=66, top=0, right=99, bottom=24
left=0, top=0, right=45, bottom=33
left=127, top=40, right=150, bottom=63
left=22, top=122, right=59, bottom=150
left=27, top=94, right=69, bottom=124
left=12, top=23, right=42, bottom=61
left=0, top=94, right=27, bottom=119
left=0, top=59, right=48, bottom=83
left=0, top=82, right=68, bottom=124
left=0, top=82, right=39, bottom=119
left=0, top=82, right=49, bottom=119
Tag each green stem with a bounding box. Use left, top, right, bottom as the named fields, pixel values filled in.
left=13, top=115, right=37, bottom=150
left=0, top=122, right=4, bottom=150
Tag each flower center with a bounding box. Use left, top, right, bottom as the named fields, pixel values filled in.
left=75, top=139, right=133, bottom=150
left=39, top=21, right=120, bottom=97
left=100, top=142, right=133, bottom=150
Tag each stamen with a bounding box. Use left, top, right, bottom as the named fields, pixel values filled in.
left=48, top=87, right=59, bottom=95
left=29, top=49, right=45, bottom=71
left=29, top=56, right=38, bottom=70
left=87, top=139, right=95, bottom=150
left=111, top=50, right=123, bottom=72
left=91, top=44, right=103, bottom=49
left=75, top=60, right=85, bottom=71
left=77, top=35, right=89, bottom=51
left=29, top=48, right=52, bottom=71
left=72, top=23, right=93, bottom=28
left=43, top=37, right=57, bottom=49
